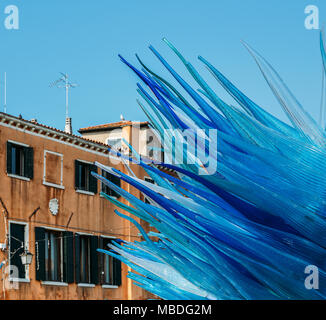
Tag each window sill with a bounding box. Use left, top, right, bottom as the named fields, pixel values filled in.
left=102, top=285, right=118, bottom=289
left=43, top=181, right=65, bottom=190
left=9, top=278, right=30, bottom=283
left=41, top=281, right=68, bottom=287
left=7, top=174, right=31, bottom=182
left=78, top=283, right=95, bottom=288
left=76, top=190, right=95, bottom=196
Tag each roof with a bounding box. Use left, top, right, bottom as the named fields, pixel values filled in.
left=78, top=121, right=149, bottom=134
left=0, top=112, right=111, bottom=154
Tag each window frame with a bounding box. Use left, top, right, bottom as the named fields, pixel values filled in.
left=100, top=236, right=117, bottom=288
left=75, top=232, right=98, bottom=287
left=75, top=160, right=97, bottom=195
left=79, top=235, right=92, bottom=284
left=36, top=226, right=73, bottom=286
left=43, top=150, right=64, bottom=190
left=7, top=140, right=33, bottom=181
left=43, top=228, right=65, bottom=283
left=99, top=235, right=121, bottom=288
left=100, top=170, right=121, bottom=199
left=8, top=221, right=30, bottom=283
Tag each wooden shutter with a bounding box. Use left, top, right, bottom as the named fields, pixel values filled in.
left=113, top=257, right=122, bottom=286
left=89, top=164, right=98, bottom=194
left=24, top=147, right=34, bottom=179
left=90, top=236, right=99, bottom=285
left=35, top=227, right=45, bottom=281
left=9, top=223, right=25, bottom=279
left=74, top=234, right=80, bottom=283
left=6, top=142, right=13, bottom=174
left=63, top=231, right=74, bottom=283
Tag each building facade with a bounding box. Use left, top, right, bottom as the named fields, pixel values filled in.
left=78, top=120, right=163, bottom=162
left=0, top=112, right=150, bottom=300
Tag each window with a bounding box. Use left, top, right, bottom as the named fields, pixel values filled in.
left=75, top=234, right=98, bottom=285
left=9, top=222, right=28, bottom=280
left=79, top=236, right=91, bottom=283
left=34, top=228, right=74, bottom=284
left=7, top=142, right=34, bottom=179
left=44, top=230, right=64, bottom=282
left=101, top=170, right=121, bottom=198
left=99, top=237, right=121, bottom=286
left=44, top=151, right=63, bottom=188
left=144, top=177, right=155, bottom=204
left=75, top=160, right=98, bottom=194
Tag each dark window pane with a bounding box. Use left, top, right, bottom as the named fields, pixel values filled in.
left=80, top=236, right=91, bottom=283
left=101, top=238, right=120, bottom=286
left=101, top=170, right=121, bottom=198
left=44, top=230, right=63, bottom=282
left=8, top=144, right=33, bottom=178
left=12, top=145, right=25, bottom=176
left=9, top=223, right=26, bottom=279
left=76, top=162, right=91, bottom=192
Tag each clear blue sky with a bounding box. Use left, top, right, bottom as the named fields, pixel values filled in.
left=1, top=0, right=326, bottom=133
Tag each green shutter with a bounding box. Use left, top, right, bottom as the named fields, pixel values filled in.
left=25, top=147, right=34, bottom=179
left=10, top=223, right=25, bottom=279
left=74, top=234, right=80, bottom=283
left=6, top=142, right=13, bottom=174
left=35, top=227, right=45, bottom=281
left=63, top=231, right=74, bottom=283
left=90, top=236, right=99, bottom=285
left=89, top=164, right=98, bottom=194
left=113, top=257, right=122, bottom=286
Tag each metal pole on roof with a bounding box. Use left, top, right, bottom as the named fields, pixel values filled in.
left=4, top=72, right=7, bottom=114
left=50, top=73, right=78, bottom=133
left=65, top=74, right=69, bottom=119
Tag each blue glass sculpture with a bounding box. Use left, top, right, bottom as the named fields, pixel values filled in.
left=93, top=33, right=326, bottom=300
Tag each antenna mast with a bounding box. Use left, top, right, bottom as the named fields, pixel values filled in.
left=50, top=73, right=78, bottom=133
left=4, top=72, right=7, bottom=113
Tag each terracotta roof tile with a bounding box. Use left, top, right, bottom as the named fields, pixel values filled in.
left=79, top=121, right=149, bottom=133
left=0, top=112, right=111, bottom=151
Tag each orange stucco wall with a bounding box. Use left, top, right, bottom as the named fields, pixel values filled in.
left=0, top=120, right=151, bottom=300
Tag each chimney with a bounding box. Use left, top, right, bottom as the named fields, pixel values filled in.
left=65, top=117, right=72, bottom=134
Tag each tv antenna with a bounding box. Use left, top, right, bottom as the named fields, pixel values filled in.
left=1, top=72, right=7, bottom=113
left=50, top=73, right=78, bottom=119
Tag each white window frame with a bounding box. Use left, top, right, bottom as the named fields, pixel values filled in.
left=7, top=140, right=30, bottom=148
left=43, top=150, right=64, bottom=190
left=8, top=221, right=30, bottom=283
